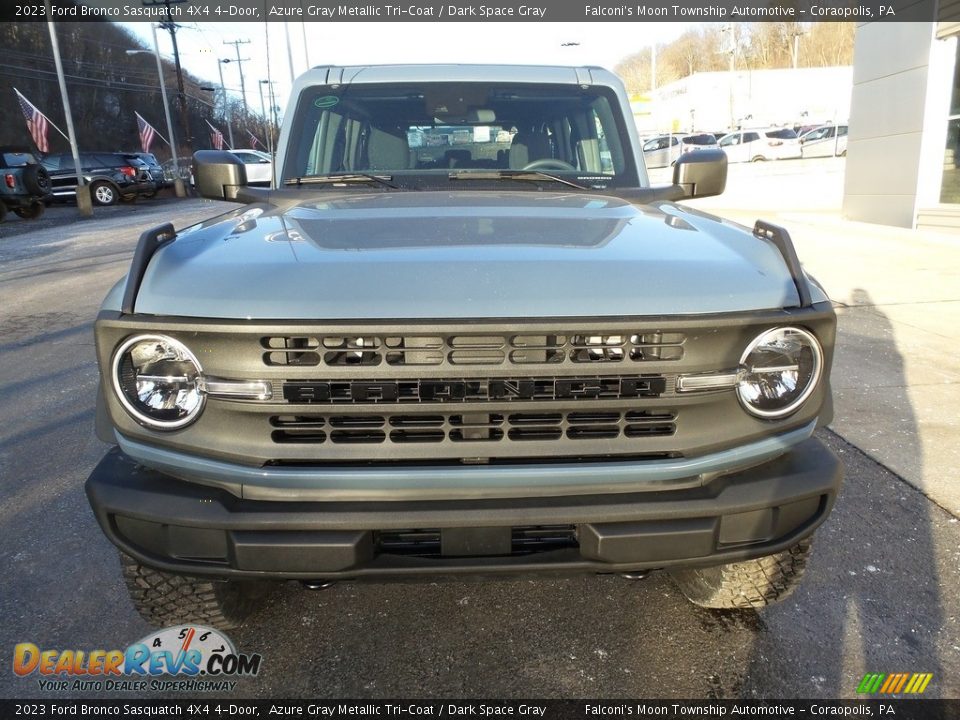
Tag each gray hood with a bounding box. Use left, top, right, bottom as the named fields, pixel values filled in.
left=131, top=191, right=812, bottom=319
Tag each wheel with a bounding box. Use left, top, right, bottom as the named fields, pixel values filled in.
left=669, top=539, right=812, bottom=609
left=22, top=164, right=51, bottom=196
left=90, top=181, right=119, bottom=206
left=13, top=202, right=45, bottom=220
left=120, top=552, right=269, bottom=629
left=751, top=155, right=767, bottom=162
left=522, top=158, right=578, bottom=172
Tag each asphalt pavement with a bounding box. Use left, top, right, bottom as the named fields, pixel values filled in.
left=0, top=186, right=958, bottom=700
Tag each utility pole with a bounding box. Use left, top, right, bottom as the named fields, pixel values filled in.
left=284, top=22, right=296, bottom=82
left=300, top=22, right=310, bottom=68
left=224, top=39, right=251, bottom=112
left=142, top=0, right=190, bottom=149
left=45, top=4, right=92, bottom=217
left=258, top=81, right=272, bottom=156
left=216, top=59, right=235, bottom=149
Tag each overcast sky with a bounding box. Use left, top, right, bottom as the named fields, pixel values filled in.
left=122, top=21, right=691, bottom=114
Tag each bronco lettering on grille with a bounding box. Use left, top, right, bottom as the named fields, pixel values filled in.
left=282, top=376, right=667, bottom=404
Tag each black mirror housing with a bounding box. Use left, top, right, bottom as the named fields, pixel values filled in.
left=194, top=151, right=248, bottom=201
left=672, top=149, right=727, bottom=200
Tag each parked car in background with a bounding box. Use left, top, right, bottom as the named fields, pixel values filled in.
left=681, top=133, right=719, bottom=152
left=132, top=152, right=172, bottom=190
left=642, top=133, right=718, bottom=169
left=161, top=156, right=194, bottom=186
left=0, top=147, right=52, bottom=221
left=718, top=128, right=802, bottom=163
left=800, top=124, right=848, bottom=158
left=641, top=134, right=683, bottom=169
left=41, top=152, right=156, bottom=206
left=229, top=148, right=273, bottom=186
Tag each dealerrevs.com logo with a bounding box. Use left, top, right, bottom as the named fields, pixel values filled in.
left=13, top=626, right=262, bottom=692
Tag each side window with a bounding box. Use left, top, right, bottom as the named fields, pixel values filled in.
left=670, top=136, right=680, bottom=146
left=838, top=125, right=848, bottom=136
left=719, top=134, right=739, bottom=147
left=42, top=155, right=60, bottom=171
left=743, top=132, right=760, bottom=143
left=643, top=138, right=660, bottom=152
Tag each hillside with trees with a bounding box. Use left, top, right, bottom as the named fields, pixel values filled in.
left=0, top=21, right=267, bottom=159
left=615, top=22, right=856, bottom=95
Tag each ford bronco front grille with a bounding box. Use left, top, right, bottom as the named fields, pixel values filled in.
left=281, top=375, right=667, bottom=404
left=269, top=410, right=677, bottom=445
left=262, top=331, right=685, bottom=367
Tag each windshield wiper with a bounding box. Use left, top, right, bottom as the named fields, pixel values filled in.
left=284, top=173, right=400, bottom=189
left=448, top=170, right=589, bottom=191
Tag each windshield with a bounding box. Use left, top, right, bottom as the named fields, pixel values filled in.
left=283, top=82, right=639, bottom=188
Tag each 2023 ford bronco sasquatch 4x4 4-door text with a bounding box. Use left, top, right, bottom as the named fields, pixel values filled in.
left=86, top=65, right=842, bottom=628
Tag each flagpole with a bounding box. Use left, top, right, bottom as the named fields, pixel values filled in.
left=44, top=7, right=91, bottom=217
left=14, top=88, right=71, bottom=143
left=151, top=22, right=185, bottom=198
left=136, top=111, right=169, bottom=147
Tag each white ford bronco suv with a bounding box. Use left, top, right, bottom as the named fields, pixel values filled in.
left=86, top=65, right=842, bottom=628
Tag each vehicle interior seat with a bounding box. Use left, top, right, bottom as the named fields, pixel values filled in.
left=364, top=127, right=409, bottom=171
left=509, top=131, right=552, bottom=169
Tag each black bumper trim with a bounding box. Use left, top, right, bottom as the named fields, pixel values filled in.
left=86, top=438, right=842, bottom=580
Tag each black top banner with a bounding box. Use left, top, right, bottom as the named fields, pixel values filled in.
left=2, top=0, right=937, bottom=22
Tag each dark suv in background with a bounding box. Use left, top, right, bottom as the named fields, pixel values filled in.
left=132, top=152, right=171, bottom=192
left=0, top=147, right=52, bottom=221
left=41, top=152, right=156, bottom=206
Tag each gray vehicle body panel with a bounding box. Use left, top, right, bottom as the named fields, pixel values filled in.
left=124, top=191, right=825, bottom=319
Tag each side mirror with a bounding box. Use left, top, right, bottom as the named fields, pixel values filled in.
left=672, top=149, right=727, bottom=199
left=193, top=150, right=248, bottom=201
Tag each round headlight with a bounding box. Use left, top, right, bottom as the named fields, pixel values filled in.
left=112, top=335, right=204, bottom=429
left=737, top=327, right=823, bottom=419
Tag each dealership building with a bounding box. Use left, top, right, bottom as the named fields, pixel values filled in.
left=843, top=20, right=960, bottom=230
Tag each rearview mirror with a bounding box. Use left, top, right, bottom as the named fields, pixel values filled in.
left=672, top=149, right=727, bottom=199
left=194, top=150, right=248, bottom=201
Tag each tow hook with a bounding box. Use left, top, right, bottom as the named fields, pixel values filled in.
left=621, top=572, right=649, bottom=581
left=301, top=580, right=336, bottom=591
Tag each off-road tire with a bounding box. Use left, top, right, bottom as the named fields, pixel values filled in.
left=90, top=180, right=119, bottom=206
left=22, top=164, right=51, bottom=196
left=669, top=540, right=812, bottom=609
left=14, top=202, right=45, bottom=220
left=120, top=552, right=269, bottom=629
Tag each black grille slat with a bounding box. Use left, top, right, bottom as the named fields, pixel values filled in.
left=263, top=331, right=684, bottom=367
left=283, top=375, right=666, bottom=404
left=269, top=410, right=677, bottom=445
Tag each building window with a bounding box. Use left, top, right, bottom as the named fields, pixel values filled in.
left=940, top=41, right=960, bottom=203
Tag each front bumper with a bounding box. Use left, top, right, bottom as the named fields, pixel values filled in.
left=86, top=437, right=842, bottom=580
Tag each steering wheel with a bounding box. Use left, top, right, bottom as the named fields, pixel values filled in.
left=522, top=158, right=578, bottom=172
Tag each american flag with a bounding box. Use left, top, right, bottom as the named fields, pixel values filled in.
left=206, top=120, right=225, bottom=150
left=247, top=130, right=263, bottom=150
left=136, top=112, right=157, bottom=154
left=14, top=88, right=51, bottom=153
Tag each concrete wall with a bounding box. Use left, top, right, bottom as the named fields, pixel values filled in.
left=842, top=23, right=942, bottom=227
